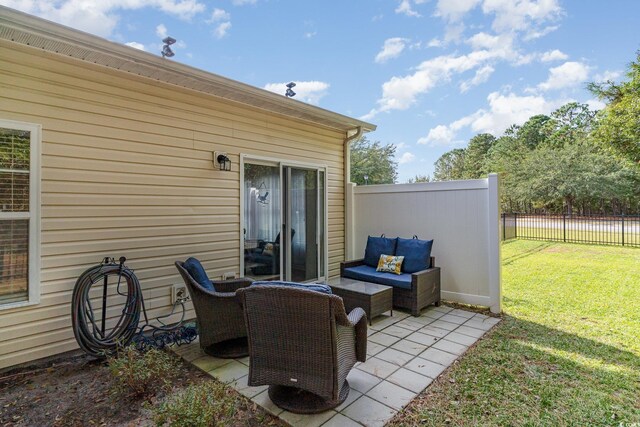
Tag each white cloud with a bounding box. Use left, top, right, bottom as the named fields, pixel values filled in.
left=304, top=31, right=317, bottom=39
left=482, top=0, right=563, bottom=35
left=156, top=23, right=168, bottom=38
left=421, top=91, right=566, bottom=145
left=538, top=61, right=590, bottom=91
left=427, top=38, right=443, bottom=48
left=540, top=49, right=568, bottom=62
left=465, top=31, right=512, bottom=51
left=418, top=125, right=456, bottom=146
left=209, top=8, right=230, bottom=22
left=435, top=0, right=481, bottom=22
left=2, top=0, right=206, bottom=37
left=398, top=152, right=416, bottom=164
left=460, top=65, right=495, bottom=92
left=523, top=24, right=559, bottom=40
left=206, top=8, right=231, bottom=39
left=232, top=0, right=257, bottom=4
left=594, top=70, right=622, bottom=82
left=363, top=45, right=515, bottom=119
left=585, top=98, right=606, bottom=111
left=264, top=81, right=330, bottom=105
left=213, top=21, right=232, bottom=39
left=125, top=41, right=146, bottom=51
left=375, top=38, right=409, bottom=64
left=395, top=0, right=427, bottom=17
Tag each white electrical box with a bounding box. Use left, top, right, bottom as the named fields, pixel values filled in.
left=171, top=284, right=189, bottom=304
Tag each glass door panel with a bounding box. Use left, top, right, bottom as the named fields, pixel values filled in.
left=286, top=167, right=319, bottom=282
left=243, top=163, right=281, bottom=280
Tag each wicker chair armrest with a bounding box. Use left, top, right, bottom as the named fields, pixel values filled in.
left=347, top=307, right=368, bottom=362
left=346, top=307, right=367, bottom=327
left=212, top=278, right=253, bottom=293
left=194, top=287, right=240, bottom=300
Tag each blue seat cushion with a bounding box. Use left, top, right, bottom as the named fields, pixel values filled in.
left=363, top=236, right=397, bottom=267
left=395, top=237, right=433, bottom=273
left=183, top=257, right=215, bottom=291
left=343, top=265, right=412, bottom=290
left=251, top=280, right=332, bottom=294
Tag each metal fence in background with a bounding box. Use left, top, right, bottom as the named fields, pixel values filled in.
left=502, top=213, right=640, bottom=247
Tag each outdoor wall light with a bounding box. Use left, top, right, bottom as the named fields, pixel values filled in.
left=285, top=82, right=296, bottom=98
left=213, top=151, right=231, bottom=171
left=161, top=36, right=176, bottom=58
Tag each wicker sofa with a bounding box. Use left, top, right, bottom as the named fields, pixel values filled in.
left=175, top=260, right=252, bottom=358
left=340, top=236, right=441, bottom=316
left=237, top=283, right=368, bottom=414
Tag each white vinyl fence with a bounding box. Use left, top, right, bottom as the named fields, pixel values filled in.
left=346, top=174, right=502, bottom=313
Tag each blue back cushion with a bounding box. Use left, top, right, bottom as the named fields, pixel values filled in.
left=363, top=236, right=397, bottom=267
left=251, top=280, right=332, bottom=294
left=183, top=257, right=215, bottom=291
left=395, top=237, right=433, bottom=273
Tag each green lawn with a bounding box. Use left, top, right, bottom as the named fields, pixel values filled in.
left=392, top=240, right=640, bottom=426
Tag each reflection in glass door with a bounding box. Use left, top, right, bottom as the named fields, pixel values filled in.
left=284, top=167, right=319, bottom=282
left=243, top=163, right=281, bottom=280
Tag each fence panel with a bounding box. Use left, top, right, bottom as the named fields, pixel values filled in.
left=502, top=213, right=640, bottom=247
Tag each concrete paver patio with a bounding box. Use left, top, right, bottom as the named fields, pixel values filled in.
left=171, top=305, right=500, bottom=427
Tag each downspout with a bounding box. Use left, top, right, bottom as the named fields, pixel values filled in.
left=344, top=126, right=363, bottom=263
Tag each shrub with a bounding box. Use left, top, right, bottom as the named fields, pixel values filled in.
left=153, top=381, right=240, bottom=427
left=107, top=345, right=179, bottom=398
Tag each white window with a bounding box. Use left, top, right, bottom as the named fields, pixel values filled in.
left=0, top=120, right=40, bottom=309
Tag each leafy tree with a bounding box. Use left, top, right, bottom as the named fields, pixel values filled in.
left=589, top=51, right=640, bottom=164
left=514, top=141, right=637, bottom=213
left=407, top=174, right=431, bottom=183
left=433, top=148, right=466, bottom=181
left=463, top=133, right=496, bottom=178
left=541, top=102, right=596, bottom=148
left=350, top=136, right=398, bottom=185
left=511, top=114, right=551, bottom=149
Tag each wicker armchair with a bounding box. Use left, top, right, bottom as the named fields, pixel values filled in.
left=175, top=261, right=252, bottom=358
left=237, top=284, right=368, bottom=414
left=341, top=256, right=441, bottom=316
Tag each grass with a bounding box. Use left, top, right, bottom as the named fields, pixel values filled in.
left=392, top=240, right=640, bottom=426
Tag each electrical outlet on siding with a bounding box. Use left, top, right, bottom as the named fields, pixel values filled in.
left=171, top=284, right=189, bottom=304
left=222, top=272, right=236, bottom=280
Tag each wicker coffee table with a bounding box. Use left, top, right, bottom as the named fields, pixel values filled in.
left=327, top=277, right=393, bottom=325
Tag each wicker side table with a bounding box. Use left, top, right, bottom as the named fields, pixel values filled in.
left=327, top=278, right=393, bottom=325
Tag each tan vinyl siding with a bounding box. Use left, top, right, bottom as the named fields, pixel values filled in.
left=0, top=40, right=346, bottom=369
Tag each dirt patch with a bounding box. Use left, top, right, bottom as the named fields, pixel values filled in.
left=0, top=349, right=282, bottom=426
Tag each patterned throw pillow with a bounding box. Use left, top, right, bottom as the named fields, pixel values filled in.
left=376, top=254, right=405, bottom=275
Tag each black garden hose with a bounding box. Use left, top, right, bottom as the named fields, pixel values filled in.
left=71, top=257, right=142, bottom=357
left=71, top=257, right=197, bottom=358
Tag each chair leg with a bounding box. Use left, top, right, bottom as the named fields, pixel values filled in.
left=203, top=337, right=249, bottom=359
left=268, top=380, right=350, bottom=414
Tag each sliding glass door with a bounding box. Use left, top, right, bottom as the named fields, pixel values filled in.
left=242, top=158, right=327, bottom=282
left=243, top=163, right=282, bottom=280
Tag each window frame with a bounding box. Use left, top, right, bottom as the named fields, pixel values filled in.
left=0, top=119, right=41, bottom=310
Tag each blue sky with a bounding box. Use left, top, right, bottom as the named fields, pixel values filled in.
left=3, top=0, right=639, bottom=181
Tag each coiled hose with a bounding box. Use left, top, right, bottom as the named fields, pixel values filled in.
left=71, top=257, right=142, bottom=357
left=71, top=257, right=197, bottom=357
